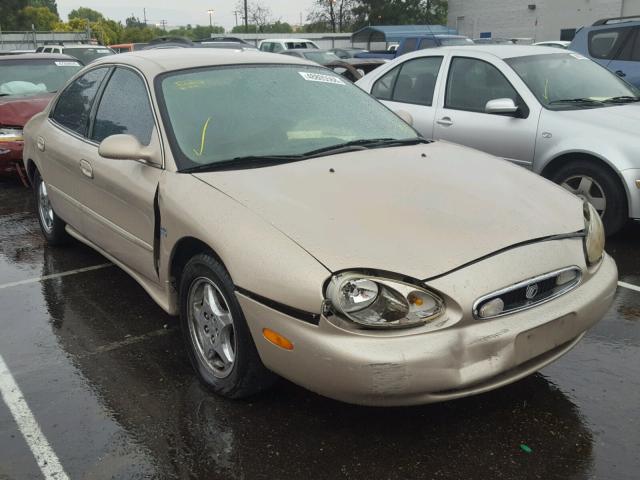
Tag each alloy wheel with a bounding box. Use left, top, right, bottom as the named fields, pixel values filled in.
left=187, top=277, right=237, bottom=378
left=561, top=175, right=606, bottom=216
left=37, top=180, right=54, bottom=233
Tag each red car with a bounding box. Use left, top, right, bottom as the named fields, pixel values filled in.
left=0, top=53, right=82, bottom=184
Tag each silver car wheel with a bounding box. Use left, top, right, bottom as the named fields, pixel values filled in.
left=187, top=277, right=236, bottom=378
left=561, top=175, right=606, bottom=216
left=37, top=180, right=54, bottom=233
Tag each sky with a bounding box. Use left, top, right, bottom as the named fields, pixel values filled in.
left=57, top=0, right=317, bottom=31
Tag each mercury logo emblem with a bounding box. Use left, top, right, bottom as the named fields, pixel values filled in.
left=525, top=283, right=539, bottom=300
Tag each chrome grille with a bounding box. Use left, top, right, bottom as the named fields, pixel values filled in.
left=473, top=266, right=582, bottom=320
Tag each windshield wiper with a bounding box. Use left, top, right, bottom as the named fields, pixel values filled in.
left=602, top=95, right=640, bottom=104
left=548, top=98, right=605, bottom=106
left=300, top=137, right=428, bottom=158
left=180, top=155, right=304, bottom=173
left=180, top=138, right=429, bottom=173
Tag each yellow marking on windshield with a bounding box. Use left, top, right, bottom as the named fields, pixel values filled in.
left=193, top=117, right=212, bottom=157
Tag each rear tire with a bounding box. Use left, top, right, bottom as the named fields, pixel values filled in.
left=551, top=160, right=627, bottom=236
left=33, top=170, right=69, bottom=245
left=179, top=253, right=276, bottom=399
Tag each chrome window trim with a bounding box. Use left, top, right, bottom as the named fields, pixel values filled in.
left=472, top=266, right=582, bottom=320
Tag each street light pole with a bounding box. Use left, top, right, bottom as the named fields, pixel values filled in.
left=207, top=9, right=214, bottom=29
left=244, top=0, right=248, bottom=33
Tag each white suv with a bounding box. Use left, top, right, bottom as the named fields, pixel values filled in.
left=36, top=44, right=115, bottom=64
left=258, top=38, right=319, bottom=53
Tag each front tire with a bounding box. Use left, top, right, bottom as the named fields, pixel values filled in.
left=551, top=160, right=628, bottom=236
left=33, top=170, right=69, bottom=245
left=179, top=253, right=276, bottom=399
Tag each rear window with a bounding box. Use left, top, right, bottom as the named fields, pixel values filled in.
left=588, top=28, right=632, bottom=59
left=286, top=42, right=317, bottom=49
left=0, top=58, right=82, bottom=97
left=63, top=47, right=114, bottom=64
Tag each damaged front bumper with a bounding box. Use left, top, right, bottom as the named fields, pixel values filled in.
left=237, top=239, right=618, bottom=406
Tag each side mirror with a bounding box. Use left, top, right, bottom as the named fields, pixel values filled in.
left=485, top=98, right=519, bottom=115
left=395, top=110, right=414, bottom=126
left=98, top=134, right=160, bottom=166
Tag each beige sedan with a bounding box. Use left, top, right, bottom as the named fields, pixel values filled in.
left=23, top=50, right=617, bottom=406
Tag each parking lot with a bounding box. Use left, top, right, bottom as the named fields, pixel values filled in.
left=0, top=177, right=637, bottom=480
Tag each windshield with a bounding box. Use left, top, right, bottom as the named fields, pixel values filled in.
left=506, top=53, right=639, bottom=109
left=0, top=59, right=82, bottom=96
left=303, top=51, right=340, bottom=63
left=439, top=38, right=475, bottom=46
left=158, top=65, right=417, bottom=170
left=63, top=47, right=114, bottom=64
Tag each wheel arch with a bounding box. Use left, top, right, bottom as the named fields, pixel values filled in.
left=169, top=236, right=230, bottom=292
left=540, top=151, right=632, bottom=214
left=25, top=158, right=38, bottom=184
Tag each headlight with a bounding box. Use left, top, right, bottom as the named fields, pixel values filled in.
left=0, top=127, right=23, bottom=142
left=326, top=272, right=444, bottom=329
left=584, top=201, right=605, bottom=266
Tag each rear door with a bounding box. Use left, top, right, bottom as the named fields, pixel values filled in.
left=432, top=55, right=539, bottom=167
left=45, top=67, right=110, bottom=229
left=79, top=66, right=163, bottom=282
left=606, top=27, right=640, bottom=87
left=370, top=54, right=445, bottom=138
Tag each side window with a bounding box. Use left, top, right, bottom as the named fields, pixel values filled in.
left=52, top=67, right=109, bottom=136
left=445, top=57, right=519, bottom=113
left=403, top=38, right=418, bottom=53
left=259, top=42, right=270, bottom=52
left=589, top=28, right=631, bottom=59
left=371, top=65, right=401, bottom=101
left=272, top=43, right=284, bottom=53
left=617, top=28, right=640, bottom=61
left=419, top=38, right=437, bottom=49
left=391, top=57, right=442, bottom=106
left=91, top=67, right=154, bottom=145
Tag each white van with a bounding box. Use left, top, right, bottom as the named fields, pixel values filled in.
left=258, top=38, right=319, bottom=53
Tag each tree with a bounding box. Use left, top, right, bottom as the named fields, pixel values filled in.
left=17, top=5, right=59, bottom=30
left=29, top=0, right=58, bottom=16
left=68, top=7, right=103, bottom=23
left=235, top=0, right=273, bottom=32
left=351, top=0, right=447, bottom=29
left=0, top=0, right=28, bottom=30
left=125, top=16, right=145, bottom=29
left=308, top=0, right=355, bottom=33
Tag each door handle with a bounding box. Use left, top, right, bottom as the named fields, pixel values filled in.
left=80, top=159, right=93, bottom=179
left=616, top=70, right=626, bottom=77
left=436, top=117, right=453, bottom=126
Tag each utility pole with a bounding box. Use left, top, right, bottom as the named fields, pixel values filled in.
left=160, top=19, right=168, bottom=31
left=143, top=8, right=147, bottom=25
left=233, top=10, right=239, bottom=26
left=244, top=0, right=248, bottom=33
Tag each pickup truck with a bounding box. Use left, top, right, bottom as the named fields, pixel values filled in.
left=355, top=35, right=473, bottom=59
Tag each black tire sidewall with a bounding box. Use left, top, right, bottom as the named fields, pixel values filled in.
left=179, top=253, right=274, bottom=398
left=552, top=161, right=627, bottom=235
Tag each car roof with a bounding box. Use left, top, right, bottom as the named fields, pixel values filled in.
left=61, top=44, right=110, bottom=49
left=261, top=38, right=316, bottom=43
left=90, top=48, right=313, bottom=74
left=409, top=44, right=566, bottom=59
left=0, top=53, right=80, bottom=61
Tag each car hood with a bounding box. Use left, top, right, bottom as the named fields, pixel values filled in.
left=0, top=93, right=54, bottom=127
left=194, top=142, right=584, bottom=280
left=554, top=103, right=640, bottom=136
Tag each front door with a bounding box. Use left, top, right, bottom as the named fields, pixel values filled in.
left=433, top=56, right=538, bottom=167
left=77, top=66, right=163, bottom=282
left=371, top=55, right=444, bottom=139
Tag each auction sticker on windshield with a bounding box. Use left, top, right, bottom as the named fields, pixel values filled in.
left=55, top=61, right=81, bottom=67
left=299, top=72, right=345, bottom=85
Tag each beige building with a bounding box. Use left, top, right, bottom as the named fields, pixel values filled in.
left=448, top=0, right=640, bottom=41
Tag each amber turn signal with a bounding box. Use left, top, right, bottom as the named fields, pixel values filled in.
left=262, top=328, right=294, bottom=350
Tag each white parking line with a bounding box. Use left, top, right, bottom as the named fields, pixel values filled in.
left=0, top=354, right=70, bottom=480
left=618, top=281, right=640, bottom=293
left=0, top=264, right=112, bottom=290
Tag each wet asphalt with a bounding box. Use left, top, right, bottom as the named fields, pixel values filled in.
left=0, top=177, right=638, bottom=480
